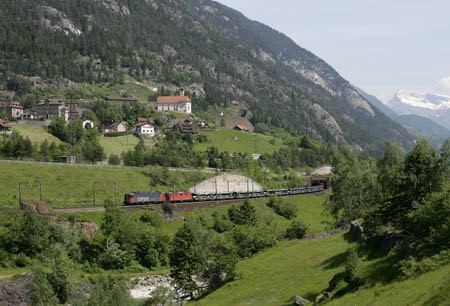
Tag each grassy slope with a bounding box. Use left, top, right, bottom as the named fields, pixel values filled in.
left=191, top=233, right=354, bottom=306
left=0, top=162, right=213, bottom=208
left=99, top=135, right=141, bottom=158
left=11, top=124, right=62, bottom=144
left=329, top=262, right=450, bottom=306
left=191, top=233, right=450, bottom=306
left=194, top=130, right=285, bottom=154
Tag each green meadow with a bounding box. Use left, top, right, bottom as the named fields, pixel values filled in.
left=0, top=162, right=212, bottom=208
left=194, top=129, right=285, bottom=154
left=11, top=124, right=62, bottom=144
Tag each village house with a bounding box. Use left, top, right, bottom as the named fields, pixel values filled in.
left=133, top=119, right=155, bottom=137
left=156, top=89, right=192, bottom=114
left=0, top=119, right=12, bottom=135
left=0, top=101, right=24, bottom=119
left=102, top=121, right=127, bottom=133
left=23, top=109, right=38, bottom=120
left=36, top=99, right=68, bottom=120
left=173, top=120, right=199, bottom=134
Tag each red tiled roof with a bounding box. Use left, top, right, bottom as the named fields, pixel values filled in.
left=157, top=96, right=191, bottom=104
left=0, top=101, right=23, bottom=108
left=134, top=121, right=154, bottom=127
left=136, top=118, right=155, bottom=125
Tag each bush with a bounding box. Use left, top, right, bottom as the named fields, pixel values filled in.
left=162, top=201, right=174, bottom=216
left=28, top=269, right=59, bottom=306
left=345, top=250, right=362, bottom=287
left=108, top=154, right=121, bottom=165
left=284, top=220, right=308, bottom=239
left=140, top=211, right=164, bottom=228
left=103, top=131, right=130, bottom=137
left=231, top=224, right=277, bottom=258
left=267, top=196, right=297, bottom=220
left=14, top=252, right=31, bottom=267
left=0, top=250, right=10, bottom=268
left=212, top=212, right=234, bottom=233
left=398, top=250, right=450, bottom=279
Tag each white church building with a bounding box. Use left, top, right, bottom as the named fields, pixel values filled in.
left=156, top=89, right=192, bottom=114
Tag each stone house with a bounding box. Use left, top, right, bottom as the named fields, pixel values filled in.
left=0, top=101, right=23, bottom=119
left=36, top=99, right=68, bottom=120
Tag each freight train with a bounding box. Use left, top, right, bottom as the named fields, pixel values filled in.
left=123, top=185, right=324, bottom=205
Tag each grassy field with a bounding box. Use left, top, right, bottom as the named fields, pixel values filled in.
left=194, top=130, right=285, bottom=154
left=11, top=124, right=62, bottom=144
left=99, top=135, right=141, bottom=158
left=0, top=162, right=213, bottom=208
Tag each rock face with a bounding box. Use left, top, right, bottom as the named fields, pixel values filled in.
left=0, top=274, right=32, bottom=306
left=74, top=222, right=99, bottom=238
left=20, top=200, right=50, bottom=215
left=39, top=6, right=82, bottom=36
left=294, top=295, right=309, bottom=305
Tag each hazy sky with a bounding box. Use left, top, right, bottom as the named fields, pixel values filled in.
left=216, top=0, right=450, bottom=102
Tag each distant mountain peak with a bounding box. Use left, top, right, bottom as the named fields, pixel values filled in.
left=387, top=90, right=450, bottom=130
left=389, top=90, right=450, bottom=111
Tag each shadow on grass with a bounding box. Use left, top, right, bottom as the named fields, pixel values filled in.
left=320, top=250, right=351, bottom=270
left=194, top=278, right=234, bottom=302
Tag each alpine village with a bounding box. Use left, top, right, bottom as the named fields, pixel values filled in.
left=0, top=1, right=449, bottom=305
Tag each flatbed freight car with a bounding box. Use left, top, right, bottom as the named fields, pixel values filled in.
left=124, top=185, right=324, bottom=205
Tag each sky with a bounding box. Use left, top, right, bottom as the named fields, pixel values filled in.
left=216, top=0, right=450, bottom=102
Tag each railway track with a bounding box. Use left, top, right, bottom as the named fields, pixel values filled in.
left=52, top=189, right=327, bottom=213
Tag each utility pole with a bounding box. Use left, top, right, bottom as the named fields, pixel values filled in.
left=18, top=181, right=21, bottom=206
left=93, top=182, right=96, bottom=206
left=39, top=181, right=42, bottom=201
left=247, top=179, right=249, bottom=197
left=113, top=181, right=117, bottom=206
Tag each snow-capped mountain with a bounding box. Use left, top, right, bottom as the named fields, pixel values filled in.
left=387, top=90, right=450, bottom=130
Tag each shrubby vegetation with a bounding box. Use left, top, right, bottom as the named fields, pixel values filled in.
left=0, top=131, right=67, bottom=161
left=267, top=195, right=297, bottom=220
left=326, top=139, right=450, bottom=282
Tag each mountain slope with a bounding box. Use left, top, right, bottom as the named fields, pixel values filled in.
left=185, top=0, right=415, bottom=153
left=0, top=0, right=415, bottom=153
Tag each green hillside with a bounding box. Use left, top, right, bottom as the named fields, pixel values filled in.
left=11, top=124, right=62, bottom=144
left=0, top=162, right=213, bottom=208
left=99, top=135, right=142, bottom=158
left=190, top=232, right=450, bottom=306
left=194, top=130, right=285, bottom=154
left=191, top=233, right=353, bottom=306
